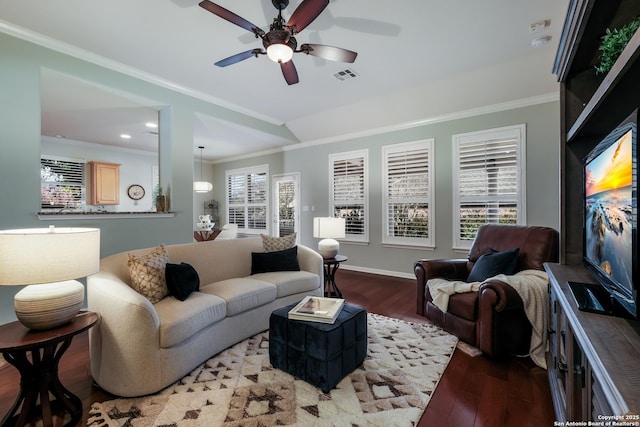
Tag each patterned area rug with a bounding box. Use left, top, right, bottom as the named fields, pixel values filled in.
left=88, top=314, right=457, bottom=427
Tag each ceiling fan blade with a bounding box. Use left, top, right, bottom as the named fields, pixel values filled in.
left=286, top=0, right=329, bottom=34
left=199, top=1, right=265, bottom=37
left=299, top=44, right=357, bottom=63
left=280, top=61, right=299, bottom=85
left=214, top=49, right=261, bottom=67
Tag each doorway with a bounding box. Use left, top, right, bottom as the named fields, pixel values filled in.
left=272, top=173, right=300, bottom=239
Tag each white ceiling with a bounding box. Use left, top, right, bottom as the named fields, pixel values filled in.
left=0, top=0, right=569, bottom=161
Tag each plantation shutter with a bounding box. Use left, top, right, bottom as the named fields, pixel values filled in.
left=453, top=125, right=526, bottom=249
left=226, top=165, right=268, bottom=233
left=383, top=140, right=434, bottom=247
left=330, top=150, right=368, bottom=242
left=40, top=157, right=86, bottom=210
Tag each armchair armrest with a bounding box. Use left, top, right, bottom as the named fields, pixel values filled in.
left=479, top=280, right=525, bottom=312
left=414, top=259, right=468, bottom=316
left=477, top=279, right=529, bottom=356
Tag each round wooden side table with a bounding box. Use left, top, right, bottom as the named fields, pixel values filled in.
left=0, top=311, right=98, bottom=427
left=323, top=255, right=348, bottom=298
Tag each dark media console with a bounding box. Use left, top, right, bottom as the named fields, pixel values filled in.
left=545, top=263, right=640, bottom=421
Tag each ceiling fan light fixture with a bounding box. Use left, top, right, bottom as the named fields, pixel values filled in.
left=266, top=42, right=293, bottom=63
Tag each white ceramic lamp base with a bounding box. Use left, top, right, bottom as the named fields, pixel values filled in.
left=14, top=280, right=85, bottom=330
left=318, top=238, right=340, bottom=259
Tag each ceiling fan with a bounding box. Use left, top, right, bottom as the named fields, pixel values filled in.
left=199, top=0, right=358, bottom=85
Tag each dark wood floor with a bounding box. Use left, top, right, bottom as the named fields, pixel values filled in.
left=0, top=269, right=556, bottom=426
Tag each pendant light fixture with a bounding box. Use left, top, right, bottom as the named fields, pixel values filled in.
left=193, top=146, right=213, bottom=193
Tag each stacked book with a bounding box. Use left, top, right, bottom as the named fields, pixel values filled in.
left=288, top=296, right=345, bottom=324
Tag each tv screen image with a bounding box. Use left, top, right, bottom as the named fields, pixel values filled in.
left=584, top=127, right=633, bottom=295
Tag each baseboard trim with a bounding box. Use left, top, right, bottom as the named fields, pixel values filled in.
left=340, top=264, right=414, bottom=280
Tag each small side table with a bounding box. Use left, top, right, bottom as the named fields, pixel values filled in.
left=0, top=311, right=99, bottom=427
left=193, top=230, right=221, bottom=242
left=323, top=255, right=348, bottom=298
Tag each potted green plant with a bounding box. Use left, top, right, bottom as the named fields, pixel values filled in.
left=595, top=17, right=640, bottom=75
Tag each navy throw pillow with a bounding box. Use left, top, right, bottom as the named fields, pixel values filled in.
left=467, top=247, right=520, bottom=283
left=165, top=262, right=200, bottom=301
left=251, top=246, right=300, bottom=275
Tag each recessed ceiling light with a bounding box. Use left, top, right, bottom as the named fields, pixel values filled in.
left=145, top=122, right=157, bottom=129
left=120, top=134, right=132, bottom=139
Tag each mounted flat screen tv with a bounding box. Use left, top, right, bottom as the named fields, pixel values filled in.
left=577, top=109, right=638, bottom=319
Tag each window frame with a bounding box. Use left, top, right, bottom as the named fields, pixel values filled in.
left=225, top=164, right=270, bottom=235
left=452, top=124, right=527, bottom=251
left=382, top=139, right=435, bottom=248
left=329, top=149, right=369, bottom=244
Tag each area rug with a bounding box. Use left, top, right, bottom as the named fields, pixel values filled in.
left=87, top=314, right=458, bottom=427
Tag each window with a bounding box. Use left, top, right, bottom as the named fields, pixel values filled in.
left=329, top=150, right=368, bottom=243
left=40, top=156, right=86, bottom=211
left=382, top=139, right=434, bottom=248
left=452, top=124, right=526, bottom=250
left=226, top=165, right=269, bottom=234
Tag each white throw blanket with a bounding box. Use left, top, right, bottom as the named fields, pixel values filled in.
left=427, top=269, right=549, bottom=369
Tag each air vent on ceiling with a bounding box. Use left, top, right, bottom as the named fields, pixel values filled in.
left=145, top=131, right=159, bottom=136
left=332, top=68, right=359, bottom=82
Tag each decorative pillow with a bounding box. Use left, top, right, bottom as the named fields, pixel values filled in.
left=261, top=233, right=297, bottom=252
left=251, top=246, right=300, bottom=275
left=467, top=247, right=520, bottom=283
left=127, top=244, right=170, bottom=303
left=165, top=262, right=200, bottom=301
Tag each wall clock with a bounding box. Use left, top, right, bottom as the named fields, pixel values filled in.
left=127, top=184, right=145, bottom=200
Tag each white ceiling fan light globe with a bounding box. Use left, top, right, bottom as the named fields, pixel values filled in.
left=267, top=43, right=294, bottom=63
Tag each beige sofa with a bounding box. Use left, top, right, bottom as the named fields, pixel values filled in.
left=87, top=237, right=323, bottom=397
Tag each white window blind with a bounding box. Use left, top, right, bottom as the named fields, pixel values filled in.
left=40, top=156, right=86, bottom=211
left=453, top=124, right=526, bottom=249
left=329, top=150, right=368, bottom=242
left=226, top=165, right=269, bottom=233
left=382, top=139, right=434, bottom=247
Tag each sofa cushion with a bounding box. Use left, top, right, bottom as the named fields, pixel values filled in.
left=251, top=271, right=320, bottom=298
left=251, top=246, right=300, bottom=275
left=261, top=233, right=297, bottom=252
left=201, top=278, right=277, bottom=316
left=165, top=262, right=200, bottom=301
left=127, top=244, right=170, bottom=303
left=154, top=292, right=227, bottom=348
left=467, top=248, right=520, bottom=283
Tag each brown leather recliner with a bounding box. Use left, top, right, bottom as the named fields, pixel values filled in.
left=414, top=224, right=558, bottom=357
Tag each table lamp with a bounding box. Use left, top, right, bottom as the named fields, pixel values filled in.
left=0, top=226, right=100, bottom=330
left=313, top=217, right=346, bottom=259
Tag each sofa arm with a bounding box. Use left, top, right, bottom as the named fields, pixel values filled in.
left=297, top=244, right=324, bottom=279
left=87, top=271, right=164, bottom=396
left=414, top=259, right=468, bottom=316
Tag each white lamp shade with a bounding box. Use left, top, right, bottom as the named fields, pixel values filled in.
left=193, top=181, right=213, bottom=193
left=267, top=43, right=294, bottom=63
left=313, top=217, right=346, bottom=239
left=0, top=226, right=100, bottom=285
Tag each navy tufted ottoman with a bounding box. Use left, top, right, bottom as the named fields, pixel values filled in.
left=269, top=302, right=367, bottom=393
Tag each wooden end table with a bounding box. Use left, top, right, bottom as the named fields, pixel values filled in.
left=0, top=311, right=99, bottom=427
left=323, top=255, right=348, bottom=298
left=193, top=230, right=221, bottom=242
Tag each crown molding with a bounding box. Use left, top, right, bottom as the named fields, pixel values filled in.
left=0, top=20, right=284, bottom=126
